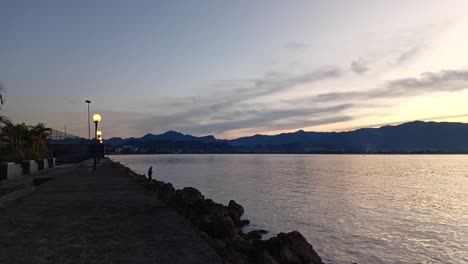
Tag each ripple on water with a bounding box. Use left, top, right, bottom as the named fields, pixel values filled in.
left=112, top=154, right=468, bottom=264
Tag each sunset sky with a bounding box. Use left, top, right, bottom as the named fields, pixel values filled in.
left=2, top=0, right=468, bottom=139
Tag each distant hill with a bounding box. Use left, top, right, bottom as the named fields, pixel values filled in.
left=106, top=121, right=468, bottom=153
left=106, top=130, right=228, bottom=153
left=139, top=130, right=217, bottom=143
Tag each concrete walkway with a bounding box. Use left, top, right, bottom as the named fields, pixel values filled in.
left=0, top=159, right=222, bottom=264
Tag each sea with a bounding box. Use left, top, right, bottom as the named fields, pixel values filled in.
left=111, top=154, right=468, bottom=264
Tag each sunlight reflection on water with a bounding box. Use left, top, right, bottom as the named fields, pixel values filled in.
left=112, top=154, right=468, bottom=264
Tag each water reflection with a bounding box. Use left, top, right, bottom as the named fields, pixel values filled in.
left=112, top=154, right=468, bottom=264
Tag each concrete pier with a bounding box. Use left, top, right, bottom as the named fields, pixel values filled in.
left=0, top=159, right=221, bottom=264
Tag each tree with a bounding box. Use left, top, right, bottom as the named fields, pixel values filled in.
left=30, top=123, right=52, bottom=156
left=0, top=121, right=52, bottom=161
left=0, top=83, right=52, bottom=161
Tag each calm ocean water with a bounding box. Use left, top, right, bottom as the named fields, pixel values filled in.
left=111, top=154, right=468, bottom=264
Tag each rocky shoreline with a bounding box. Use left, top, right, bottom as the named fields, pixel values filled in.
left=113, top=161, right=324, bottom=264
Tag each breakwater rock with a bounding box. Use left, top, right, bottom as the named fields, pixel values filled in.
left=114, top=162, right=324, bottom=264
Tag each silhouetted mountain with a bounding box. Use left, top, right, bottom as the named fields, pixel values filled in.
left=140, top=131, right=216, bottom=143
left=105, top=121, right=468, bottom=153
left=106, top=131, right=222, bottom=153
left=105, top=137, right=125, bottom=146
left=231, top=121, right=468, bottom=152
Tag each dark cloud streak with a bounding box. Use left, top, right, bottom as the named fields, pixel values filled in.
left=137, top=67, right=343, bottom=134
left=350, top=60, right=369, bottom=74
left=290, top=69, right=468, bottom=104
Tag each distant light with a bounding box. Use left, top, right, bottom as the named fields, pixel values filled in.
left=93, top=114, right=101, bottom=123
left=97, top=131, right=102, bottom=137
left=99, top=140, right=103, bottom=144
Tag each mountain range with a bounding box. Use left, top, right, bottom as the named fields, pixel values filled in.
left=106, top=121, right=468, bottom=153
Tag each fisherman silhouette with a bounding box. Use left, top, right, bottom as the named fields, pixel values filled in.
left=148, top=166, right=153, bottom=181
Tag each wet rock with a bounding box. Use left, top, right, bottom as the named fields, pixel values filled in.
left=204, top=216, right=239, bottom=239
left=228, top=200, right=244, bottom=224
left=263, top=231, right=323, bottom=264
left=189, top=199, right=229, bottom=224
left=239, top=219, right=250, bottom=227
left=247, top=229, right=268, bottom=240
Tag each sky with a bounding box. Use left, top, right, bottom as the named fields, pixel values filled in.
left=2, top=0, right=468, bottom=139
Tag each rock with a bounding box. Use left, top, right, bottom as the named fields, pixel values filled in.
left=247, top=229, right=268, bottom=240
left=152, top=180, right=166, bottom=192
left=224, top=246, right=250, bottom=264
left=159, top=183, right=175, bottom=203
left=228, top=200, right=244, bottom=224
left=180, top=187, right=205, bottom=205
left=263, top=231, right=323, bottom=264
left=189, top=199, right=230, bottom=224
left=228, top=239, right=256, bottom=258
left=204, top=216, right=239, bottom=239
left=256, top=251, right=280, bottom=264
left=239, top=219, right=250, bottom=227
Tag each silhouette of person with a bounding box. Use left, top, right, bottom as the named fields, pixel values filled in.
left=148, top=166, right=153, bottom=181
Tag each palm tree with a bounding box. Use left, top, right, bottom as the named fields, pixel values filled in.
left=0, top=120, right=25, bottom=161
left=1, top=119, right=15, bottom=148
left=30, top=123, right=52, bottom=157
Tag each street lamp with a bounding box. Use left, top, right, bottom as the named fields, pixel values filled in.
left=92, top=114, right=101, bottom=170
left=97, top=131, right=103, bottom=163
left=85, top=100, right=91, bottom=141
left=99, top=138, right=105, bottom=159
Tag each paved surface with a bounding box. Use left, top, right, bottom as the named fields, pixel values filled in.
left=0, top=159, right=221, bottom=264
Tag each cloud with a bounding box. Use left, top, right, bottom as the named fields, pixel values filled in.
left=120, top=68, right=468, bottom=137
left=283, top=42, right=309, bottom=51
left=395, top=45, right=425, bottom=64
left=290, top=69, right=468, bottom=104
left=135, top=67, right=342, bottom=134
left=183, top=104, right=354, bottom=134
left=63, top=97, right=79, bottom=106
left=350, top=60, right=369, bottom=74
left=265, top=115, right=353, bottom=132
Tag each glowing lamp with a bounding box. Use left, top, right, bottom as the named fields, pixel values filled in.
left=93, top=114, right=101, bottom=123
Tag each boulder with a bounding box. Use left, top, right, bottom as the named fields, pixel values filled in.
left=204, top=215, right=239, bottom=239
left=228, top=200, right=244, bottom=223
left=263, top=231, right=323, bottom=264
left=239, top=219, right=250, bottom=227
left=190, top=199, right=229, bottom=222
left=228, top=239, right=257, bottom=259
left=256, top=251, right=280, bottom=264
left=247, top=229, right=268, bottom=240
left=179, top=187, right=205, bottom=205
left=159, top=183, right=175, bottom=203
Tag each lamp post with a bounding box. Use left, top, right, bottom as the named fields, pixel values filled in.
left=99, top=137, right=104, bottom=159
left=85, top=100, right=91, bottom=141
left=97, top=131, right=102, bottom=164
left=92, top=114, right=101, bottom=170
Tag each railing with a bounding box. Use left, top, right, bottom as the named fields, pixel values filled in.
left=48, top=129, right=80, bottom=140
left=48, top=129, right=89, bottom=145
